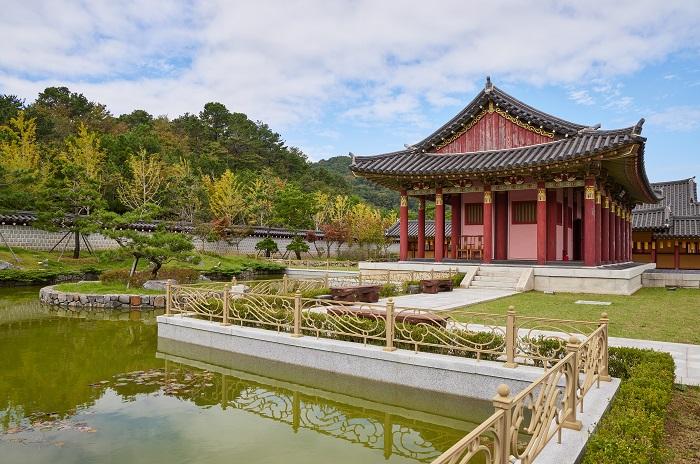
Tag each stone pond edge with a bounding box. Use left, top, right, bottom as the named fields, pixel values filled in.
left=39, top=285, right=165, bottom=309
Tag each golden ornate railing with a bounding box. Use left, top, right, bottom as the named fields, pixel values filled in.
left=431, top=327, right=610, bottom=464
left=164, top=281, right=611, bottom=464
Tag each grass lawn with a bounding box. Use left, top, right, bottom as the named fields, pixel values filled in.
left=451, top=288, right=700, bottom=344
left=53, top=281, right=164, bottom=295
left=665, top=385, right=700, bottom=463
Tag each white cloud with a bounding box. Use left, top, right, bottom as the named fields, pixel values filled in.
left=569, top=90, right=595, bottom=105
left=647, top=106, right=700, bottom=131
left=1, top=0, right=700, bottom=149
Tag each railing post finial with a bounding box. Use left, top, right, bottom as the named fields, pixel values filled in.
left=492, top=383, right=512, bottom=464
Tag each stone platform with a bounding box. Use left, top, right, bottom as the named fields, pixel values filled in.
left=360, top=261, right=656, bottom=295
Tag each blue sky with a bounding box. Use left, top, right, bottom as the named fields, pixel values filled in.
left=1, top=1, right=700, bottom=182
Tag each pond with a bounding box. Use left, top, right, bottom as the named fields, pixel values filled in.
left=0, top=287, right=490, bottom=464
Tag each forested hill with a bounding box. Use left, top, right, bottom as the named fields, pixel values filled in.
left=0, top=87, right=394, bottom=213
left=313, top=156, right=398, bottom=209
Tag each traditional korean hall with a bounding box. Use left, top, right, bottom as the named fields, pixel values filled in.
left=351, top=77, right=657, bottom=266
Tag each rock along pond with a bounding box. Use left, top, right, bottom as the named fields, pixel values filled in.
left=0, top=287, right=490, bottom=464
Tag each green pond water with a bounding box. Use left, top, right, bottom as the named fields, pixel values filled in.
left=0, top=287, right=489, bottom=464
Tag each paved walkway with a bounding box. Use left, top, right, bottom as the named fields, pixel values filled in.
left=608, top=337, right=700, bottom=386
left=379, top=287, right=518, bottom=311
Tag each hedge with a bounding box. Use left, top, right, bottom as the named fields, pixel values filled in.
left=581, top=347, right=675, bottom=464
left=0, top=266, right=102, bottom=284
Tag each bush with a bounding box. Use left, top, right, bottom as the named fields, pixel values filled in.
left=581, top=347, right=675, bottom=464
left=451, top=272, right=466, bottom=287
left=379, top=283, right=399, bottom=297
left=0, top=266, right=102, bottom=284
left=100, top=268, right=200, bottom=287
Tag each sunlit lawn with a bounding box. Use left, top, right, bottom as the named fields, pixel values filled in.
left=449, top=288, right=700, bottom=344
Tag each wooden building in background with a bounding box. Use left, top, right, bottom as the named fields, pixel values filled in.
left=632, top=178, right=700, bottom=269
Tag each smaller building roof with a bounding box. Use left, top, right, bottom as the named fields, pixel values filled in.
left=632, top=178, right=700, bottom=239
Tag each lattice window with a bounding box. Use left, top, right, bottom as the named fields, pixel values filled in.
left=464, top=203, right=483, bottom=225
left=512, top=201, right=537, bottom=224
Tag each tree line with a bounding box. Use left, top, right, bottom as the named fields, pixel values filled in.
left=0, top=87, right=397, bottom=262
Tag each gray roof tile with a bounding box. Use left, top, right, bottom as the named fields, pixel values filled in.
left=633, top=178, right=700, bottom=238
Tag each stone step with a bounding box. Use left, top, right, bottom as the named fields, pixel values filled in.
left=476, top=267, right=523, bottom=277
left=469, top=280, right=517, bottom=289
left=472, top=275, right=519, bottom=283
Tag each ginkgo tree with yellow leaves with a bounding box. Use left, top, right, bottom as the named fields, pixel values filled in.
left=35, top=123, right=108, bottom=258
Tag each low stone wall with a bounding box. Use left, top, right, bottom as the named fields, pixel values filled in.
left=39, top=285, right=166, bottom=309
left=642, top=269, right=700, bottom=288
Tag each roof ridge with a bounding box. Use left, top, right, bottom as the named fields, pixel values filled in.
left=650, top=177, right=696, bottom=186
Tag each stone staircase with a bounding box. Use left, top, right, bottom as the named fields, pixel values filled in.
left=468, top=267, right=525, bottom=290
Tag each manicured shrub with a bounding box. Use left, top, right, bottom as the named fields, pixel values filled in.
left=100, top=268, right=200, bottom=287
left=0, top=266, right=102, bottom=284
left=451, top=272, right=466, bottom=287
left=379, top=283, right=399, bottom=297
left=581, top=347, right=675, bottom=464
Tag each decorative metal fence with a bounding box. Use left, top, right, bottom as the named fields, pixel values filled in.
left=431, top=324, right=609, bottom=464
left=164, top=281, right=611, bottom=464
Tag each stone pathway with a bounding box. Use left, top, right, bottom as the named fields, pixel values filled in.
left=608, top=337, right=700, bottom=386
left=379, top=288, right=518, bottom=311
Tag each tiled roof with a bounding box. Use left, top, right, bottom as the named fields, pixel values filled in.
left=631, top=206, right=670, bottom=230
left=386, top=220, right=450, bottom=238
left=0, top=212, right=313, bottom=238
left=352, top=127, right=642, bottom=176
left=633, top=178, right=700, bottom=238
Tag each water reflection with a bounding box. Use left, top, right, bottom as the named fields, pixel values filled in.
left=155, top=356, right=474, bottom=462
left=0, top=288, right=484, bottom=463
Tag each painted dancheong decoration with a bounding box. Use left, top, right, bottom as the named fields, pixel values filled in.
left=352, top=77, right=657, bottom=266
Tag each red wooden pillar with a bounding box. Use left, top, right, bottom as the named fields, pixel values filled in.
left=623, top=209, right=629, bottom=261
left=546, top=189, right=557, bottom=261
left=628, top=214, right=633, bottom=260
left=450, top=194, right=461, bottom=259
left=483, top=186, right=493, bottom=263
left=595, top=189, right=602, bottom=265
left=417, top=197, right=426, bottom=259
left=609, top=202, right=617, bottom=263
left=583, top=178, right=596, bottom=266
left=601, top=194, right=609, bottom=263
left=399, top=190, right=409, bottom=261
left=536, top=182, right=547, bottom=265
left=562, top=187, right=569, bottom=261
left=651, top=241, right=657, bottom=264
left=617, top=206, right=623, bottom=262
left=434, top=188, right=444, bottom=262
left=495, top=191, right=509, bottom=260
left=674, top=241, right=680, bottom=269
